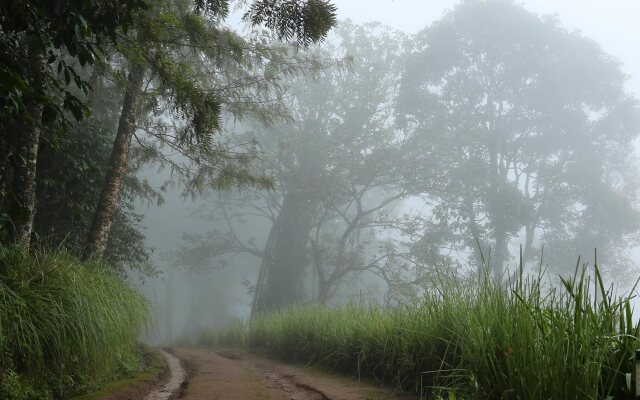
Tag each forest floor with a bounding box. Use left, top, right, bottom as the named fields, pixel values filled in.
left=169, top=347, right=417, bottom=400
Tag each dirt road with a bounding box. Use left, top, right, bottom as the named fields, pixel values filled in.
left=170, top=348, right=416, bottom=400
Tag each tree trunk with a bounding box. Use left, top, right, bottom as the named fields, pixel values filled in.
left=310, top=240, right=329, bottom=304
left=493, top=220, right=507, bottom=282
left=523, top=223, right=536, bottom=263
left=165, top=265, right=175, bottom=343
left=251, top=221, right=277, bottom=316
left=464, top=196, right=487, bottom=279
left=5, top=44, right=46, bottom=247
left=488, top=144, right=507, bottom=283
left=84, top=62, right=145, bottom=259
left=252, top=190, right=316, bottom=314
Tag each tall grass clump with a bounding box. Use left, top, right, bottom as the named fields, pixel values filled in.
left=246, top=260, right=640, bottom=399
left=197, top=318, right=248, bottom=347
left=0, top=245, right=149, bottom=399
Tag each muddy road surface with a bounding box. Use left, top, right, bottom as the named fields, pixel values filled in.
left=170, top=347, right=416, bottom=400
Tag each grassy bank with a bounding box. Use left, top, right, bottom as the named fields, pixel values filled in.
left=0, top=246, right=149, bottom=399
left=208, top=264, right=640, bottom=399
left=73, top=346, right=165, bottom=400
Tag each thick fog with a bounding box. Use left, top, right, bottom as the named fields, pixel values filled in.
left=135, top=0, right=640, bottom=344
left=336, top=0, right=640, bottom=96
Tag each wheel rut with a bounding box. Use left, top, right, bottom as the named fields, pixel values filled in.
left=170, top=347, right=415, bottom=400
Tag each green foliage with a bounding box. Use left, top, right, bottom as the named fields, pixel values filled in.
left=192, top=0, right=231, bottom=18
left=0, top=369, right=51, bottom=400
left=244, top=261, right=640, bottom=399
left=0, top=245, right=149, bottom=399
left=74, top=346, right=166, bottom=400
left=244, top=0, right=337, bottom=46
left=181, top=22, right=414, bottom=310
left=0, top=0, right=146, bottom=122
left=197, top=318, right=248, bottom=347
left=113, top=0, right=330, bottom=194
left=33, top=110, right=157, bottom=276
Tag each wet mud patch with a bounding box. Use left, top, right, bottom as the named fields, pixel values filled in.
left=170, top=347, right=414, bottom=399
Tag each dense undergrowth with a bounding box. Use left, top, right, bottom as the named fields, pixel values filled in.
left=0, top=246, right=149, bottom=399
left=205, top=263, right=640, bottom=399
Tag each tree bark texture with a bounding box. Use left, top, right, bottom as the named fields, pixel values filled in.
left=488, top=142, right=507, bottom=283
left=252, top=190, right=316, bottom=314
left=5, top=44, right=46, bottom=247
left=84, top=62, right=145, bottom=259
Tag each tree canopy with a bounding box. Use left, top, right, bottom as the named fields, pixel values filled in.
left=398, top=0, right=640, bottom=280
left=0, top=0, right=338, bottom=271
left=176, top=22, right=418, bottom=311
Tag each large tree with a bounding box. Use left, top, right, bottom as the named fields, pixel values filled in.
left=84, top=0, right=337, bottom=258
left=177, top=22, right=415, bottom=312
left=398, top=0, right=640, bottom=280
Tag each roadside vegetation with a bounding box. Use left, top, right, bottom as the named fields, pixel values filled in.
left=204, top=261, right=640, bottom=399
left=73, top=348, right=166, bottom=400
left=0, top=0, right=336, bottom=397
left=0, top=246, right=149, bottom=399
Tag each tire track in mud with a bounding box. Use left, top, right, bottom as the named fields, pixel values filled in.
left=247, top=365, right=330, bottom=399
left=218, top=349, right=415, bottom=400
left=216, top=350, right=332, bottom=400
left=215, top=348, right=330, bottom=399
left=171, top=347, right=414, bottom=400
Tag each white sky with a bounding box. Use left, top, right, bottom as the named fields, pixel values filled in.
left=332, top=0, right=640, bottom=95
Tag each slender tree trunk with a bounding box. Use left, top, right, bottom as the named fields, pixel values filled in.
left=488, top=144, right=507, bottom=283
left=523, top=223, right=536, bottom=262
left=253, top=190, right=316, bottom=314
left=310, top=240, right=329, bottom=304
left=5, top=45, right=46, bottom=247
left=251, top=220, right=278, bottom=316
left=84, top=62, right=145, bottom=259
left=316, top=286, right=329, bottom=305
left=465, top=196, right=486, bottom=279
left=165, top=265, right=174, bottom=343
left=493, top=220, right=507, bottom=282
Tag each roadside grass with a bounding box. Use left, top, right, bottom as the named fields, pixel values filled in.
left=73, top=345, right=166, bottom=400
left=209, top=260, right=640, bottom=399
left=0, top=245, right=149, bottom=399
left=197, top=318, right=247, bottom=348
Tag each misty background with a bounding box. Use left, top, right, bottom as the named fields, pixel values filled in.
left=135, top=0, right=640, bottom=344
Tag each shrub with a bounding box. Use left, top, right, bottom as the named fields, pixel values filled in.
left=197, top=318, right=247, bottom=348
left=0, top=245, right=149, bottom=399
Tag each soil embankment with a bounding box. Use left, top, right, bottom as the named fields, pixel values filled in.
left=78, top=349, right=186, bottom=400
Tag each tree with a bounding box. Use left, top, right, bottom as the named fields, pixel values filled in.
left=251, top=22, right=415, bottom=311
left=84, top=0, right=337, bottom=258
left=397, top=0, right=640, bottom=280
left=178, top=22, right=415, bottom=312
left=0, top=0, right=147, bottom=247
left=33, top=67, right=160, bottom=276
left=309, top=182, right=410, bottom=304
